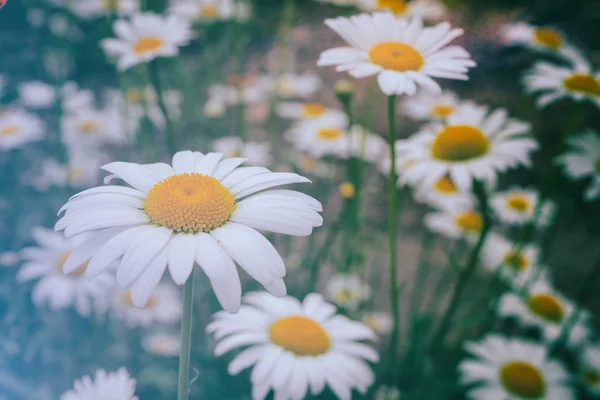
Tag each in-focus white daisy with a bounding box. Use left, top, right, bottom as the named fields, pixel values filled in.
left=212, top=136, right=273, bottom=166
left=401, top=90, right=469, bottom=121
left=170, top=0, right=250, bottom=23
left=326, top=274, right=372, bottom=311
left=276, top=101, right=347, bottom=121
left=362, top=311, right=393, bottom=335
left=207, top=292, right=378, bottom=400
left=501, top=22, right=577, bottom=58
left=317, top=13, right=476, bottom=96
left=61, top=103, right=132, bottom=149
left=101, top=13, right=193, bottom=71
left=498, top=280, right=590, bottom=346
left=285, top=114, right=350, bottom=158
left=112, top=284, right=181, bottom=328
left=523, top=57, right=600, bottom=109
left=413, top=174, right=474, bottom=210
left=356, top=0, right=446, bottom=21
left=460, top=334, right=574, bottom=400
left=275, top=72, right=323, bottom=99
left=17, top=227, right=115, bottom=316
left=397, top=103, right=537, bottom=190
left=482, top=233, right=541, bottom=285
left=69, top=0, right=140, bottom=19
left=425, top=201, right=483, bottom=241
left=18, top=81, right=56, bottom=109
left=142, top=333, right=180, bottom=356
left=490, top=187, right=555, bottom=227
left=55, top=151, right=323, bottom=312
left=556, top=130, right=600, bottom=201
left=580, top=344, right=600, bottom=395
left=0, top=109, right=45, bottom=150
left=60, top=368, right=138, bottom=400
left=375, top=385, right=402, bottom=400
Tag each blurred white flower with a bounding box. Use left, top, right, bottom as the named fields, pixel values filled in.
left=413, top=175, right=474, bottom=210
left=70, top=0, right=140, bottom=19
left=0, top=75, right=5, bottom=99
left=60, top=368, right=138, bottom=400
left=0, top=251, right=19, bottom=268
left=26, top=159, right=70, bottom=191
left=490, top=187, right=555, bottom=227
left=401, top=90, right=471, bottom=121
left=318, top=13, right=475, bottom=96
left=203, top=97, right=227, bottom=117
left=275, top=72, right=322, bottom=99
left=61, top=103, right=132, bottom=149
left=101, top=13, right=193, bottom=71
left=580, top=344, right=600, bottom=395
left=362, top=311, right=393, bottom=335
left=425, top=200, right=482, bottom=241
left=61, top=82, right=95, bottom=113
left=208, top=76, right=274, bottom=106
left=48, top=14, right=71, bottom=37
left=501, top=22, right=579, bottom=60
left=142, top=333, right=180, bottom=356
left=0, top=109, right=45, bottom=150
left=375, top=385, right=403, bottom=400
left=356, top=0, right=446, bottom=20
left=112, top=284, right=181, bottom=328
left=276, top=101, right=347, bottom=121
left=326, top=274, right=371, bottom=311
left=26, top=8, right=45, bottom=27
left=207, top=292, right=378, bottom=400
left=212, top=136, right=273, bottom=166
left=17, top=227, right=115, bottom=316
left=285, top=114, right=350, bottom=158
left=170, top=0, right=251, bottom=23
left=556, top=130, right=600, bottom=201
left=481, top=233, right=541, bottom=285
left=18, top=81, right=56, bottom=109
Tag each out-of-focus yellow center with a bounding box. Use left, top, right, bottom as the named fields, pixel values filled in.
left=133, top=37, right=164, bottom=55
left=121, top=290, right=157, bottom=308
left=583, top=369, right=600, bottom=386
left=57, top=250, right=88, bottom=275
left=144, top=173, right=235, bottom=233
left=69, top=168, right=83, bottom=181
left=369, top=42, right=423, bottom=72
left=503, top=251, right=528, bottom=271
left=78, top=120, right=100, bottom=133
left=339, top=182, right=356, bottom=199
left=431, top=125, right=489, bottom=161
left=533, top=28, right=562, bottom=49
left=335, top=289, right=357, bottom=304
left=434, top=176, right=458, bottom=194
left=563, top=74, right=600, bottom=97
left=455, top=211, right=482, bottom=233
left=431, top=104, right=455, bottom=118
left=376, top=0, right=408, bottom=15
left=102, top=0, right=120, bottom=10
left=0, top=125, right=19, bottom=136
left=316, top=127, right=343, bottom=141
left=269, top=315, right=330, bottom=356
left=500, top=361, right=546, bottom=398
left=506, top=194, right=531, bottom=212
left=302, top=103, right=327, bottom=118
left=126, top=88, right=142, bottom=104
left=527, top=293, right=564, bottom=323
left=198, top=4, right=218, bottom=17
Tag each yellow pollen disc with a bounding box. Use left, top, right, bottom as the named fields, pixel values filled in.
left=434, top=176, right=458, bottom=194
left=376, top=0, right=408, bottom=15
left=103, top=0, right=119, bottom=10
left=121, top=290, right=157, bottom=308
left=316, top=127, right=343, bottom=141
left=455, top=211, right=482, bottom=233
left=57, top=250, right=88, bottom=275
left=78, top=120, right=100, bottom=133
left=431, top=104, right=455, bottom=118
left=269, top=315, right=330, bottom=356
left=0, top=125, right=19, bottom=136
left=500, top=361, right=546, bottom=398
left=126, top=88, right=142, bottom=104
left=533, top=28, right=562, bottom=49
left=527, top=293, right=564, bottom=323
left=133, top=36, right=164, bottom=55
left=338, top=182, right=356, bottom=199
left=69, top=168, right=83, bottom=181
left=144, top=173, right=236, bottom=234
left=431, top=125, right=489, bottom=162
left=503, top=251, right=528, bottom=271
left=198, top=4, right=218, bottom=17
left=302, top=103, right=327, bottom=118
left=563, top=74, right=600, bottom=97
left=369, top=42, right=423, bottom=72
left=583, top=369, right=600, bottom=386
left=505, top=194, right=530, bottom=212
left=335, top=289, right=356, bottom=304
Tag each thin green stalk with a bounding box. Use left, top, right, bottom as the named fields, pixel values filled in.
left=407, top=229, right=435, bottom=327
left=177, top=270, right=196, bottom=400
left=386, top=94, right=400, bottom=378
left=309, top=219, right=342, bottom=293
left=148, top=60, right=176, bottom=156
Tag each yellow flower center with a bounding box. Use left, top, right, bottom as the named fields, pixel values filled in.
left=431, top=125, right=489, bottom=162
left=339, top=182, right=356, bottom=199
left=269, top=315, right=330, bottom=356
left=583, top=369, right=600, bottom=386
left=102, top=0, right=120, bottom=10
left=500, top=361, right=546, bottom=398
left=0, top=125, right=19, bottom=136
left=505, top=194, right=531, bottom=212
left=302, top=103, right=327, bottom=118
left=527, top=293, right=564, bottom=323
left=126, top=88, right=142, bottom=104
left=120, top=290, right=157, bottom=308
left=335, top=289, right=356, bottom=304
left=133, top=36, right=164, bottom=55
left=369, top=42, right=424, bottom=72
left=434, top=176, right=458, bottom=194
left=455, top=211, right=482, bottom=233
left=316, top=127, right=343, bottom=141
left=144, top=173, right=235, bottom=234
left=431, top=104, right=455, bottom=118
left=376, top=0, right=408, bottom=15
left=503, top=251, right=528, bottom=271
left=533, top=28, right=562, bottom=50
left=57, top=250, right=88, bottom=275
left=563, top=74, right=600, bottom=97
left=78, top=120, right=100, bottom=133
left=198, top=4, right=218, bottom=17
left=69, top=168, right=83, bottom=181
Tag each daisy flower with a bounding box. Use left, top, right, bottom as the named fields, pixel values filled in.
left=397, top=103, right=537, bottom=190
left=0, top=109, right=45, bottom=150
left=498, top=280, right=590, bottom=346
left=101, top=13, right=193, bottom=71
left=555, top=130, right=600, bottom=201
left=55, top=151, right=323, bottom=312
left=413, top=174, right=474, bottom=210
left=70, top=0, right=140, bottom=19
left=60, top=368, right=138, bottom=400
left=116, top=86, right=183, bottom=131
left=501, top=22, right=577, bottom=58
left=285, top=114, right=350, bottom=158
left=460, top=334, right=574, bottom=400
left=401, top=90, right=470, bottom=121
left=580, top=344, right=600, bottom=395
left=356, top=0, right=446, bottom=21
left=142, top=333, right=180, bottom=356
left=347, top=125, right=389, bottom=164
left=325, top=274, right=372, bottom=311
left=203, top=97, right=227, bottom=118
left=424, top=201, right=483, bottom=241
left=212, top=136, right=273, bottom=166
left=317, top=13, right=476, bottom=96
left=206, top=292, right=379, bottom=400
left=375, top=386, right=403, bottom=400
left=18, top=81, right=56, bottom=109
left=207, top=76, right=274, bottom=106
left=276, top=101, right=347, bottom=121
left=61, top=104, right=132, bottom=149
left=26, top=159, right=70, bottom=191
left=490, top=187, right=555, bottom=227
left=170, top=0, right=250, bottom=23
left=16, top=227, right=115, bottom=316
left=112, top=284, right=181, bottom=328
left=481, top=233, right=541, bottom=284
left=362, top=311, right=393, bottom=335
left=274, top=72, right=323, bottom=99
left=523, top=57, right=600, bottom=109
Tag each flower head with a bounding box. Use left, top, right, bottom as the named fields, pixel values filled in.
left=490, top=187, right=555, bottom=227
left=60, top=368, right=138, bottom=400
left=0, top=109, right=45, bottom=150
left=212, top=136, right=273, bottom=166
left=326, top=274, right=372, bottom=311
left=555, top=130, right=600, bottom=201
left=357, top=0, right=446, bottom=20
left=501, top=22, right=577, bottom=59
left=112, top=284, right=181, bottom=328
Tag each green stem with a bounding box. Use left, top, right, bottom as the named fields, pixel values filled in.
left=408, top=229, right=435, bottom=328
left=177, top=270, right=196, bottom=400
left=309, top=219, right=342, bottom=292
left=148, top=59, right=176, bottom=156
